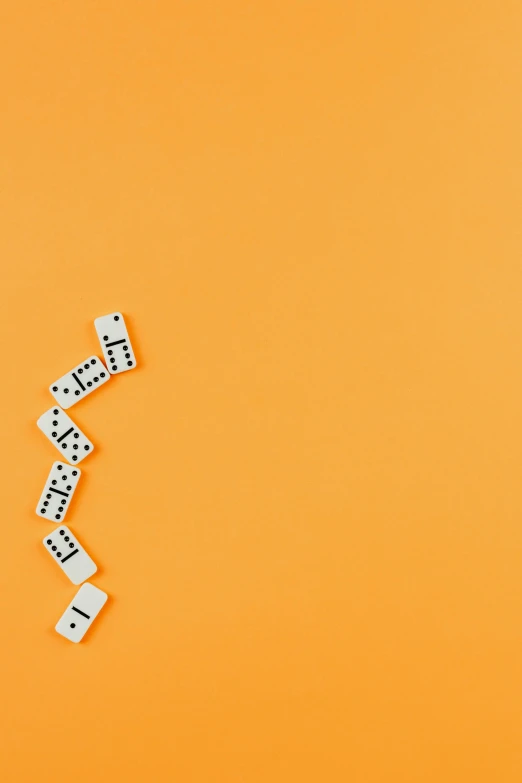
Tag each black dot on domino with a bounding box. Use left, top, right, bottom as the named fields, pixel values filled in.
left=114, top=315, right=119, bottom=321
left=113, top=366, right=118, bottom=371
left=53, top=409, right=58, bottom=414
left=52, top=480, right=56, bottom=485
left=108, top=350, right=113, bottom=356
left=84, top=363, right=89, bottom=370
left=46, top=539, right=52, bottom=544
left=70, top=623, right=76, bottom=628
left=110, top=358, right=115, bottom=364
left=94, top=376, right=99, bottom=382
left=72, top=471, right=78, bottom=476
left=57, top=465, right=62, bottom=471
left=87, top=381, right=92, bottom=387
left=52, top=386, right=58, bottom=391
left=46, top=493, right=51, bottom=498
left=74, top=433, right=79, bottom=439
left=69, top=543, right=74, bottom=548
left=55, top=515, right=61, bottom=520
left=41, top=508, right=46, bottom=513
left=123, top=345, right=128, bottom=351
left=61, top=500, right=66, bottom=506
left=90, top=359, right=96, bottom=365
left=84, top=445, right=90, bottom=451
left=66, top=485, right=71, bottom=490
left=59, top=530, right=64, bottom=535
left=100, top=372, right=106, bottom=378
left=56, top=551, right=62, bottom=557
left=44, top=501, right=49, bottom=507
left=51, top=545, right=57, bottom=551
left=64, top=388, right=69, bottom=394
left=52, top=432, right=57, bottom=437
left=52, top=420, right=58, bottom=426
left=75, top=390, right=80, bottom=396
left=127, top=361, right=132, bottom=366
left=104, top=335, right=108, bottom=341
left=62, top=444, right=67, bottom=449
left=73, top=445, right=78, bottom=450
left=72, top=456, right=78, bottom=462
left=64, top=536, right=69, bottom=542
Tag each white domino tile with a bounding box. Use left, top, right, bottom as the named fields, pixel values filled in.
left=42, top=525, right=97, bottom=585
left=37, top=406, right=94, bottom=464
left=94, top=312, right=137, bottom=374
left=55, top=583, right=108, bottom=643
left=49, top=355, right=110, bottom=408
left=35, top=461, right=81, bottom=523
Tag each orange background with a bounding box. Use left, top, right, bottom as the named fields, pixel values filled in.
left=1, top=2, right=522, bottom=781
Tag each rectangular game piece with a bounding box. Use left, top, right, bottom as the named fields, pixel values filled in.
left=42, top=525, right=97, bottom=584
left=94, top=312, right=137, bottom=374
left=55, top=583, right=108, bottom=643
left=36, top=461, right=81, bottom=523
left=37, top=406, right=94, bottom=464
left=49, top=355, right=110, bottom=408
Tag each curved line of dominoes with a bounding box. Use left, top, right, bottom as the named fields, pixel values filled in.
left=35, top=312, right=137, bottom=643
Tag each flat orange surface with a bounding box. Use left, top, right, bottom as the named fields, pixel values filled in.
left=1, top=2, right=522, bottom=781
